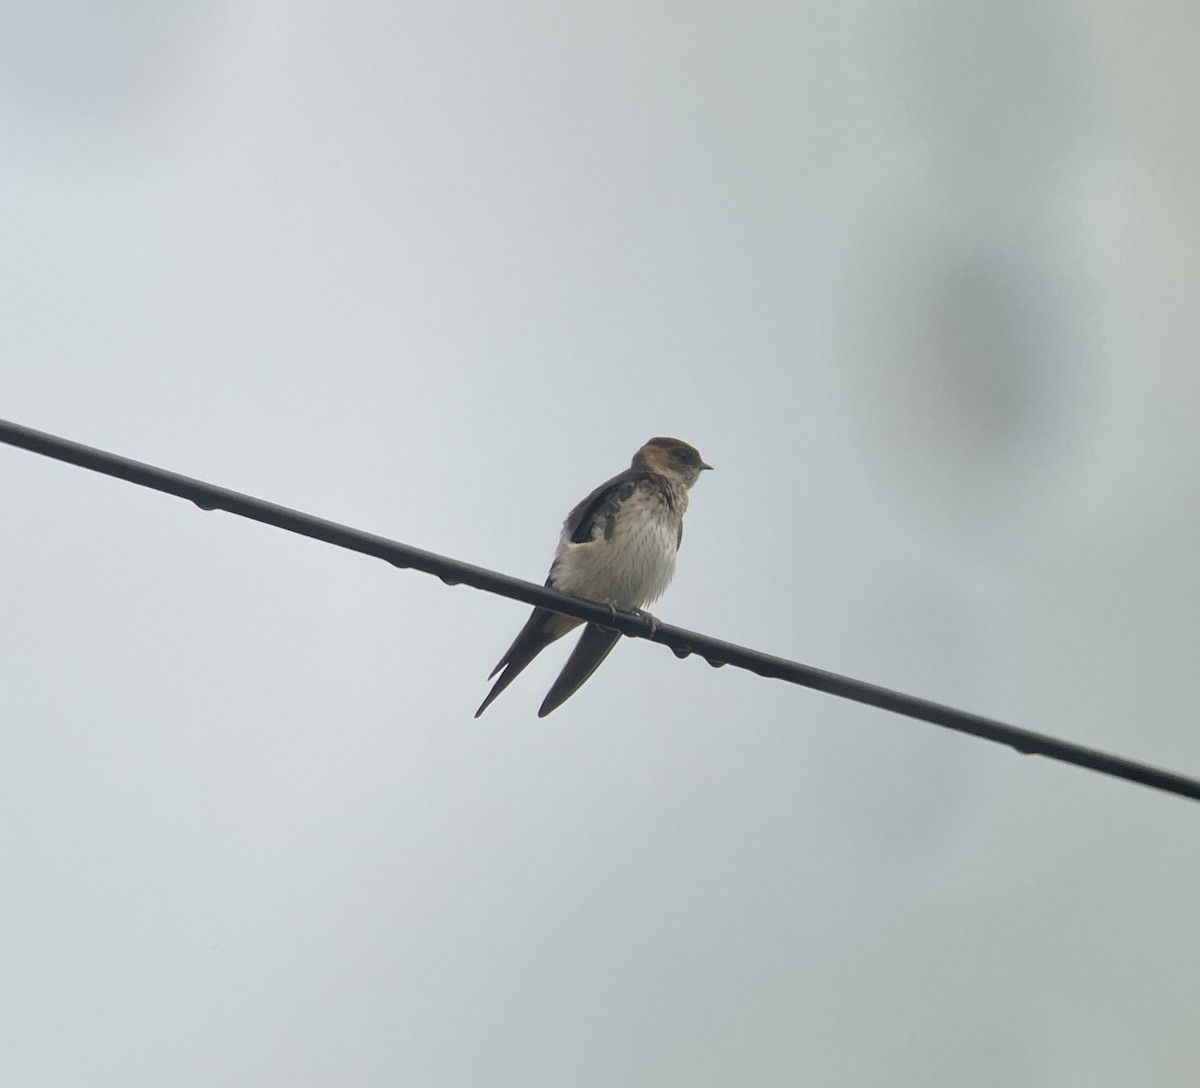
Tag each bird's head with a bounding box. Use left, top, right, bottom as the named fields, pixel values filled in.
left=633, top=437, right=713, bottom=487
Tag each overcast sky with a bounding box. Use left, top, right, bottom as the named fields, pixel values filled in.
left=4, top=2, right=1200, bottom=1085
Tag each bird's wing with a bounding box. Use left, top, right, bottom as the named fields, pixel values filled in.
left=561, top=469, right=656, bottom=545
left=474, top=604, right=580, bottom=717
left=537, top=623, right=623, bottom=717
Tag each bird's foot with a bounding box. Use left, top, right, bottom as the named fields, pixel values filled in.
left=632, top=608, right=660, bottom=637
left=595, top=599, right=620, bottom=632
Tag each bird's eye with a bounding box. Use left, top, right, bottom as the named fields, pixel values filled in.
left=676, top=449, right=694, bottom=462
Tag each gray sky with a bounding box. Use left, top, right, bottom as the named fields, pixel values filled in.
left=4, top=2, right=1200, bottom=1085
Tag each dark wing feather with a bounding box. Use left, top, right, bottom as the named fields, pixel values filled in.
left=537, top=623, right=623, bottom=717
left=475, top=605, right=580, bottom=717
left=563, top=470, right=654, bottom=544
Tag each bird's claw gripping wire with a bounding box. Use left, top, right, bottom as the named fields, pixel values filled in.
left=632, top=608, right=660, bottom=637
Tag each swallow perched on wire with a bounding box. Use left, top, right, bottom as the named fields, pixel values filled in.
left=475, top=436, right=712, bottom=718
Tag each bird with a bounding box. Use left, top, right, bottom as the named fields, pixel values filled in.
left=475, top=436, right=712, bottom=718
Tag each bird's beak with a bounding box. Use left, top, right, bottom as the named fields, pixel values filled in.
left=700, top=461, right=713, bottom=471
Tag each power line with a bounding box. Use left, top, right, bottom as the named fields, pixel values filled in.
left=3, top=415, right=1198, bottom=805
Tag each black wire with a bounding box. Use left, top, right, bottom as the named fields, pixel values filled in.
left=3, top=415, right=1198, bottom=804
